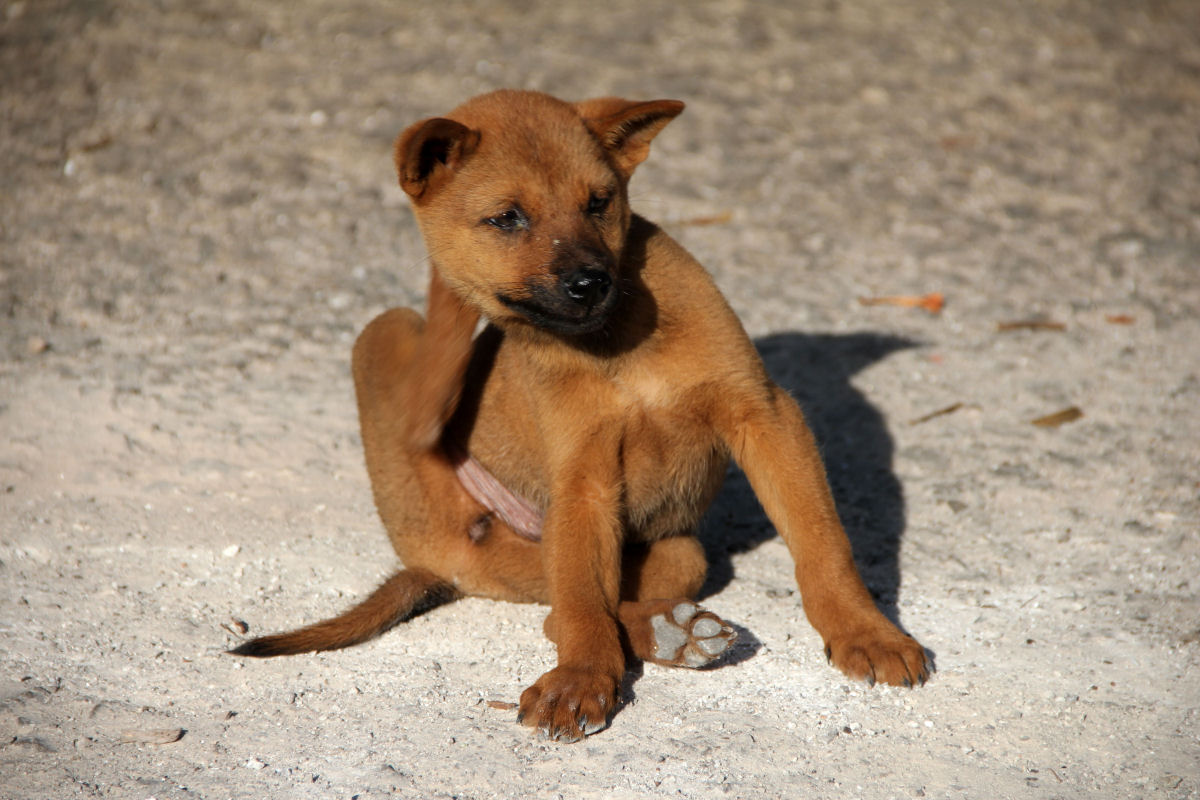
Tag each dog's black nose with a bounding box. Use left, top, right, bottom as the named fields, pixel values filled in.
left=561, top=268, right=612, bottom=308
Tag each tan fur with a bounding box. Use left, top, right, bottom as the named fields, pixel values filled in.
left=231, top=90, right=929, bottom=741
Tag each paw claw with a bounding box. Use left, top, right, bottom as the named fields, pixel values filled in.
left=581, top=716, right=606, bottom=736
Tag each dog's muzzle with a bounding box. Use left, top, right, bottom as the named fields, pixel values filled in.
left=498, top=246, right=619, bottom=335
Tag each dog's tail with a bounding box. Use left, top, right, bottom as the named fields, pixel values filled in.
left=227, top=567, right=459, bottom=657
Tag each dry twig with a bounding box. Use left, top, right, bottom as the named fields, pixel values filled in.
left=858, top=292, right=944, bottom=314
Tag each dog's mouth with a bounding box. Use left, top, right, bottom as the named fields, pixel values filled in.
left=497, top=284, right=618, bottom=335
left=496, top=261, right=619, bottom=336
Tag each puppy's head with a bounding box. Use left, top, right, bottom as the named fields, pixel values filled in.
left=394, top=90, right=683, bottom=336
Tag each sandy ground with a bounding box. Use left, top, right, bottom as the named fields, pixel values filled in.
left=2, top=1, right=1199, bottom=798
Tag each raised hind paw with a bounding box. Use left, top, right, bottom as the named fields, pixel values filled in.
left=643, top=601, right=736, bottom=668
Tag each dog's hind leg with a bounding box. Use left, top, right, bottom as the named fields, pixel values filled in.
left=371, top=270, right=480, bottom=453
left=352, top=285, right=483, bottom=563
left=353, top=299, right=549, bottom=605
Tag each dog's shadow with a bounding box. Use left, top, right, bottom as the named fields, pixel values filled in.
left=698, top=331, right=917, bottom=638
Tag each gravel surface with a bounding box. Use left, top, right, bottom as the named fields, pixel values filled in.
left=2, top=1, right=1198, bottom=798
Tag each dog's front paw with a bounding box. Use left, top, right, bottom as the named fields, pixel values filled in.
left=647, top=601, right=737, bottom=668
left=824, top=624, right=931, bottom=688
left=517, top=666, right=620, bottom=743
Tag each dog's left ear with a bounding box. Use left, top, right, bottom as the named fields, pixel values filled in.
left=576, top=98, right=685, bottom=177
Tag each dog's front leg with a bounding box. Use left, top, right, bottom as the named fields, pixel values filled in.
left=716, top=383, right=930, bottom=687
left=518, top=426, right=625, bottom=742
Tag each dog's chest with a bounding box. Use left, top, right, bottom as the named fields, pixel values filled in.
left=615, top=375, right=728, bottom=537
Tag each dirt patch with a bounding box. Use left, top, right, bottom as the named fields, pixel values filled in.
left=2, top=1, right=1197, bottom=798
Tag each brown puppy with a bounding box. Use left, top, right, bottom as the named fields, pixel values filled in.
left=231, top=90, right=930, bottom=741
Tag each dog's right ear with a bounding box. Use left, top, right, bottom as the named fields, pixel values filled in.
left=394, top=117, right=481, bottom=201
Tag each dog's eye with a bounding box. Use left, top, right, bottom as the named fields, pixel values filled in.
left=586, top=192, right=611, bottom=216
left=485, top=208, right=528, bottom=232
